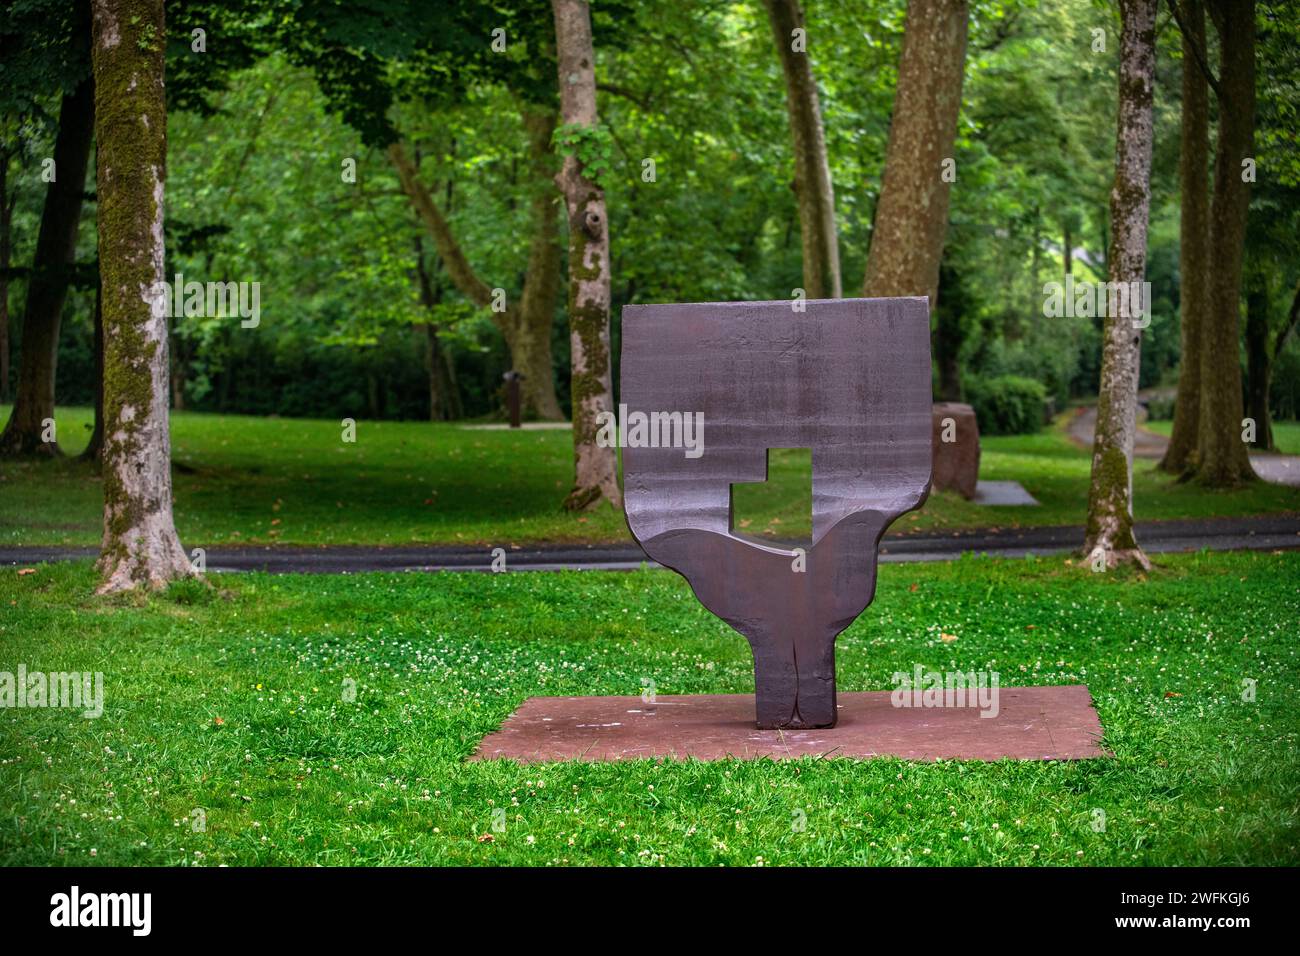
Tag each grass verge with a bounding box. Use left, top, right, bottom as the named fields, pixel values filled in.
left=2, top=406, right=1298, bottom=548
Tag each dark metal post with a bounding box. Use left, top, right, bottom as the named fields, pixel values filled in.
left=503, top=371, right=523, bottom=429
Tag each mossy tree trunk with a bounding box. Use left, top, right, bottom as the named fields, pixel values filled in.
left=1083, top=0, right=1156, bottom=571
left=862, top=0, right=968, bottom=306
left=762, top=0, right=841, bottom=299
left=92, top=0, right=193, bottom=593
left=1160, top=0, right=1209, bottom=475
left=552, top=0, right=621, bottom=511
left=0, top=74, right=95, bottom=457
left=386, top=108, right=565, bottom=422
left=1192, top=0, right=1257, bottom=486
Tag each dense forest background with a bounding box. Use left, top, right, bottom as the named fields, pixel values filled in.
left=2, top=0, right=1295, bottom=428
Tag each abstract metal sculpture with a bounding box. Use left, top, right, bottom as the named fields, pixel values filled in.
left=621, top=298, right=932, bottom=730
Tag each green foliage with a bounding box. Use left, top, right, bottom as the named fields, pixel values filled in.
left=8, top=0, right=1298, bottom=425
left=268, top=0, right=573, bottom=148
left=165, top=0, right=266, bottom=116
left=159, top=56, right=508, bottom=418
left=552, top=122, right=615, bottom=189
left=966, top=375, right=1048, bottom=435
left=0, top=0, right=90, bottom=118
left=1256, top=3, right=1300, bottom=189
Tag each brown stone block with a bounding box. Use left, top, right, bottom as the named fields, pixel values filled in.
left=932, top=402, right=980, bottom=499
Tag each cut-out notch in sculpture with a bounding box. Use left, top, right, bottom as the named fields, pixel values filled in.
left=621, top=298, right=933, bottom=729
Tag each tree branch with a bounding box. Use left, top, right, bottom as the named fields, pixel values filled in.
left=1167, top=0, right=1223, bottom=100
left=596, top=82, right=654, bottom=111
left=386, top=140, right=494, bottom=310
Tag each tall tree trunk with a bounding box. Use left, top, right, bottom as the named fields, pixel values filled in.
left=92, top=0, right=192, bottom=592
left=411, top=232, right=461, bottom=421
left=420, top=323, right=441, bottom=420
left=386, top=109, right=566, bottom=421
left=762, top=0, right=841, bottom=298
left=420, top=322, right=462, bottom=421
left=552, top=0, right=621, bottom=511
left=80, top=273, right=104, bottom=467
left=0, top=156, right=13, bottom=401
left=1243, top=277, right=1273, bottom=451
left=862, top=0, right=969, bottom=306
left=1194, top=0, right=1257, bottom=485
left=1160, top=0, right=1209, bottom=475
left=515, top=106, right=565, bottom=420
left=1083, top=0, right=1156, bottom=571
left=0, top=75, right=95, bottom=456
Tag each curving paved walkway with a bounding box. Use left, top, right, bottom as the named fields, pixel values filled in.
left=1066, top=405, right=1300, bottom=486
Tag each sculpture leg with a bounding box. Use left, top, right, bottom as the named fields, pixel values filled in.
left=749, top=627, right=838, bottom=729
left=641, top=528, right=848, bottom=730
left=794, top=626, right=838, bottom=728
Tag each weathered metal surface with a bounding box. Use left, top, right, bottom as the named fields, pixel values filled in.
left=620, top=298, right=933, bottom=729
left=471, top=687, right=1109, bottom=762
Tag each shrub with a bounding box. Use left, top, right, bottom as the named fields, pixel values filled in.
left=966, top=375, right=1047, bottom=435
left=1144, top=394, right=1176, bottom=421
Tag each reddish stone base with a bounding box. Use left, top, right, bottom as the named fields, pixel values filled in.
left=471, top=685, right=1108, bottom=763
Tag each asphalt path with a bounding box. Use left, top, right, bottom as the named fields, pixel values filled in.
left=3, top=515, right=1296, bottom=574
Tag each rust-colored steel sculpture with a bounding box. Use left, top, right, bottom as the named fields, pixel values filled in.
left=621, top=298, right=933, bottom=729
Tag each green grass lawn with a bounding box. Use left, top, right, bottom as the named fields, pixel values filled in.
left=1, top=552, right=1297, bottom=866
left=1, top=406, right=1298, bottom=548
